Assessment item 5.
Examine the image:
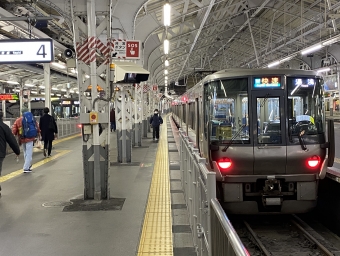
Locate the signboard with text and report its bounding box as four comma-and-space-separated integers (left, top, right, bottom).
112, 39, 140, 59
0, 39, 54, 64
0, 94, 19, 100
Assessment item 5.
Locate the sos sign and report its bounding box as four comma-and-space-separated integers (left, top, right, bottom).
125, 40, 140, 59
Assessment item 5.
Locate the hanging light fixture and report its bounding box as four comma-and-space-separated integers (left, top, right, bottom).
165, 59, 169, 67
164, 69, 168, 75
164, 39, 169, 55
163, 2, 171, 27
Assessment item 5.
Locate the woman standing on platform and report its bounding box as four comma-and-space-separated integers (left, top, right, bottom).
39, 107, 58, 157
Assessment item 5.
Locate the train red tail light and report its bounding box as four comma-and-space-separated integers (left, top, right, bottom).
307, 155, 321, 168
217, 158, 232, 172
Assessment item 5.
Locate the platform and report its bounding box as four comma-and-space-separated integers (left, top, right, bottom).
0, 116, 195, 256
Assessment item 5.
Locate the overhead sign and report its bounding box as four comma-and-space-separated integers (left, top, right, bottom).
0, 94, 19, 100
112, 39, 140, 59
0, 39, 54, 64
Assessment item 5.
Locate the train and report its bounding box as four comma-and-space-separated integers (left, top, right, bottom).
172, 68, 335, 214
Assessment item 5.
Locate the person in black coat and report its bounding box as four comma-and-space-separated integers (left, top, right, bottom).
0, 111, 20, 193
149, 109, 163, 141
39, 107, 58, 157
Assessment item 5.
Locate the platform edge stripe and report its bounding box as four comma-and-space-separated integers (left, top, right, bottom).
53, 133, 81, 145
137, 115, 174, 256
335, 157, 340, 164
0, 150, 71, 183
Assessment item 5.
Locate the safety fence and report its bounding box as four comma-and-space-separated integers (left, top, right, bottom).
4, 117, 80, 154
179, 129, 249, 256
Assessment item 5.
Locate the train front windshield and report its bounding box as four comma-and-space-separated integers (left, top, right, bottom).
204, 76, 324, 145
204, 77, 250, 144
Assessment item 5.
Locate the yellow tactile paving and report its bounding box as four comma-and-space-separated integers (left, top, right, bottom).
335, 157, 340, 164
137, 119, 173, 256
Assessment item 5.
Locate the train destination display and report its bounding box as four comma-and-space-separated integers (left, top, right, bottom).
253, 76, 281, 88
0, 39, 54, 64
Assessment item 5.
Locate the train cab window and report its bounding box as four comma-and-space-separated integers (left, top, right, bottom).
287, 77, 323, 145
257, 97, 282, 144
204, 78, 249, 144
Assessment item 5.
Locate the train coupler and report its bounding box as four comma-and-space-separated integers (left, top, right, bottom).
262, 178, 283, 206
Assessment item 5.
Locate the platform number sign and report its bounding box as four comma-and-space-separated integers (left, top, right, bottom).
0, 39, 53, 64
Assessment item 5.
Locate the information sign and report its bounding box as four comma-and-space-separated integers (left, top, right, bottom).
0, 39, 54, 64
112, 39, 140, 59
0, 94, 19, 100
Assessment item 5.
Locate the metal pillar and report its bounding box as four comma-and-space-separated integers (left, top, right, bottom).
116, 86, 132, 162
133, 83, 142, 146
71, 0, 111, 200
1, 85, 5, 117
44, 63, 51, 110
142, 84, 149, 138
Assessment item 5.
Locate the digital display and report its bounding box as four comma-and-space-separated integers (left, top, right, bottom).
253, 77, 281, 88
0, 94, 19, 100
0, 39, 54, 64
293, 78, 315, 88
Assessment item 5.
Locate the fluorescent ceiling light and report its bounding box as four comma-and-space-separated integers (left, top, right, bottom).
51, 61, 66, 69
61, 88, 67, 92
7, 81, 19, 84
164, 39, 169, 55
85, 74, 90, 79
317, 67, 330, 73
163, 3, 171, 26
268, 61, 280, 68
56, 93, 61, 96
25, 83, 35, 87
165, 76, 168, 80
164, 70, 168, 75
301, 44, 322, 55
41, 92, 45, 95
51, 87, 59, 91
38, 85, 45, 89
31, 91, 38, 94
165, 59, 169, 67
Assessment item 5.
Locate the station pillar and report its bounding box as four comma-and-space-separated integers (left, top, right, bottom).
43, 63, 51, 110
71, 0, 111, 200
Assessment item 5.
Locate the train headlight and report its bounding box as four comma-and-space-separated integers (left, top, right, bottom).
307, 155, 321, 168
217, 158, 232, 172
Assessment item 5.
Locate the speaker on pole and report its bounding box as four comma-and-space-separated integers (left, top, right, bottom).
63, 48, 74, 58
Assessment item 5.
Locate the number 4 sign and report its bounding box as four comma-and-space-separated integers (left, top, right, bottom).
126, 40, 140, 59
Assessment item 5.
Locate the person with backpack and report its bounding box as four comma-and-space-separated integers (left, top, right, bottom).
39, 107, 58, 158
12, 107, 40, 173
150, 109, 163, 141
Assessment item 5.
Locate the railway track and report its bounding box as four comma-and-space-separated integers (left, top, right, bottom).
232, 215, 340, 255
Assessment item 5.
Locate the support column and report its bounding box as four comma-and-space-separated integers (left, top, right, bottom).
44, 63, 51, 110
142, 84, 149, 138
116, 86, 132, 162
133, 83, 142, 147
1, 85, 5, 117
71, 0, 111, 200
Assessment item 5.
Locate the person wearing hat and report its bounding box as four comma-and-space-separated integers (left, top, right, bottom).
12, 107, 40, 173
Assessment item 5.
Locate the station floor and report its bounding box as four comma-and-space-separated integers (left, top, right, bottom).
0, 116, 195, 256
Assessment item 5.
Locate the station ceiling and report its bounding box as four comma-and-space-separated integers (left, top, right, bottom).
0, 0, 339, 96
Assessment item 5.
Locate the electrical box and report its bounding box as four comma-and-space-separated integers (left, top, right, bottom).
83, 124, 92, 134
89, 111, 98, 124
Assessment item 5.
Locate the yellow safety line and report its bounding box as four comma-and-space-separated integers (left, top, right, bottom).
137, 120, 173, 256
335, 158, 340, 164
0, 150, 71, 183
53, 133, 81, 145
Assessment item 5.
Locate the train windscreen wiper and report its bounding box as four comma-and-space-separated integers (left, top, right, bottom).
222, 124, 246, 152
297, 130, 308, 151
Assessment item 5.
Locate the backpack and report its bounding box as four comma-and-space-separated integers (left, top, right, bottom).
22, 112, 37, 138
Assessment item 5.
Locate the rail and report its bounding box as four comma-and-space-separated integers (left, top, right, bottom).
179, 129, 248, 256
4, 117, 81, 154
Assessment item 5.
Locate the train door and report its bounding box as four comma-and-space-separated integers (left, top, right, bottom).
251, 90, 286, 174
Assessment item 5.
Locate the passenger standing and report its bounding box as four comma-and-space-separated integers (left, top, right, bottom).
12, 107, 40, 173
0, 111, 20, 193
39, 107, 58, 157
150, 109, 163, 141
110, 108, 116, 132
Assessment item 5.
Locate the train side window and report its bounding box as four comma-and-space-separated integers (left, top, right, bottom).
257, 97, 282, 144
